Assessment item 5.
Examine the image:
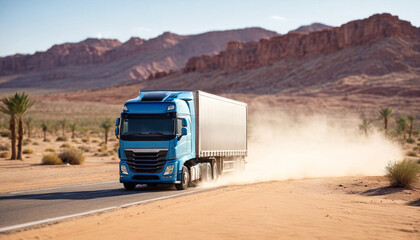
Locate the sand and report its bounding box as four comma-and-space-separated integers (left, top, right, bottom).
2, 176, 419, 240
0, 136, 118, 193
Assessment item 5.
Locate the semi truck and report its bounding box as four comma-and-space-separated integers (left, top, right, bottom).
114, 90, 247, 190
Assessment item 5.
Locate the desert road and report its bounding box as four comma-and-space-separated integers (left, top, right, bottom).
0, 181, 209, 232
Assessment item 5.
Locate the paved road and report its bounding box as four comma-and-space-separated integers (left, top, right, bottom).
0, 181, 209, 232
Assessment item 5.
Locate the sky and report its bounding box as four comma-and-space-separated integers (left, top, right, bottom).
0, 0, 419, 57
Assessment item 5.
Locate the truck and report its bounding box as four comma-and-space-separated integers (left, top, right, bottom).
114, 90, 247, 190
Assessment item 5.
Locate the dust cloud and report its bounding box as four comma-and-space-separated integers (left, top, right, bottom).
214, 111, 403, 185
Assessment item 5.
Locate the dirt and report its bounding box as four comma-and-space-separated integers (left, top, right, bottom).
1, 176, 419, 240
0, 136, 118, 193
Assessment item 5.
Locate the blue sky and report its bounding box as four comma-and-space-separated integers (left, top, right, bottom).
0, 0, 419, 57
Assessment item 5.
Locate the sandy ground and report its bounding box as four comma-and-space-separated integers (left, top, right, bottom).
0, 136, 118, 193
1, 176, 419, 240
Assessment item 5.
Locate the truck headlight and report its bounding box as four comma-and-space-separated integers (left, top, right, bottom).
123, 105, 128, 112
164, 165, 174, 175
166, 105, 175, 111
120, 164, 129, 175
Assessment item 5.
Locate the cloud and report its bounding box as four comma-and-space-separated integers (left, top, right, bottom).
97, 33, 103, 38
270, 16, 287, 21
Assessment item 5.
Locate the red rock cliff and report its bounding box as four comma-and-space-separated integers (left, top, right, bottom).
184, 13, 419, 73
0, 39, 122, 75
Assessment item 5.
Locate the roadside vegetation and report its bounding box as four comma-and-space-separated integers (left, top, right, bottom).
358, 107, 419, 188
0, 92, 119, 165
386, 160, 420, 188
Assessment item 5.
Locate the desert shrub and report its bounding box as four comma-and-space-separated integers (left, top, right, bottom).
386, 160, 420, 188
60, 143, 71, 149
0, 151, 9, 158
407, 151, 418, 157
98, 145, 109, 156
78, 145, 90, 152
81, 137, 90, 143
413, 146, 419, 151
0, 143, 10, 151
72, 139, 80, 143
58, 148, 85, 165
42, 154, 62, 165
23, 138, 31, 146
56, 136, 68, 141
44, 148, 56, 152
0, 130, 11, 138
32, 142, 39, 145
92, 139, 99, 143
406, 138, 415, 144
22, 149, 34, 154
113, 143, 119, 153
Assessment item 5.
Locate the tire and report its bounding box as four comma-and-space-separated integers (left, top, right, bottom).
123, 182, 136, 191
212, 162, 219, 180
175, 166, 189, 190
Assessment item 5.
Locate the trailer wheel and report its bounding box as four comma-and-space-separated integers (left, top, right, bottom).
123, 183, 136, 191
212, 162, 219, 180
175, 166, 189, 190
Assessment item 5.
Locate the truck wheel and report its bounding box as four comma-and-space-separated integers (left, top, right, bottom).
212, 162, 219, 180
175, 166, 189, 190
123, 183, 136, 191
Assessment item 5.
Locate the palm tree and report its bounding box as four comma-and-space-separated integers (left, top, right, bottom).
58, 119, 67, 137
24, 117, 33, 139
69, 122, 77, 139
396, 115, 408, 140
13, 92, 35, 160
0, 95, 17, 160
41, 122, 49, 142
359, 119, 372, 137
100, 119, 112, 144
379, 107, 392, 132
407, 115, 416, 139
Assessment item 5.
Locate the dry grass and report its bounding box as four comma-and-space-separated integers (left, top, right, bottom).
42, 154, 63, 165
22, 149, 34, 154
44, 148, 56, 152
58, 147, 85, 165
0, 151, 9, 158
386, 160, 420, 188
407, 151, 418, 157
0, 143, 9, 151
60, 143, 71, 149
56, 136, 68, 141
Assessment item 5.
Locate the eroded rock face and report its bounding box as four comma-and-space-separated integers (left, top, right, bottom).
184, 14, 419, 73
0, 39, 122, 75
0, 27, 277, 86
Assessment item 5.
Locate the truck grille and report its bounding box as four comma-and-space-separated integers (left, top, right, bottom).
125, 150, 168, 173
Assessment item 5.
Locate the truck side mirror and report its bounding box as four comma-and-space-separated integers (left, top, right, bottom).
181, 127, 188, 136
115, 127, 119, 138
182, 118, 188, 127
115, 118, 120, 126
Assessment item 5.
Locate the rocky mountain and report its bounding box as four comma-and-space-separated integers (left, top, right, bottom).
288, 23, 332, 34
184, 14, 419, 73
0, 27, 277, 90
49, 13, 420, 114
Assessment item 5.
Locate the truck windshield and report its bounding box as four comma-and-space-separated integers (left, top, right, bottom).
119, 113, 177, 141
121, 118, 175, 136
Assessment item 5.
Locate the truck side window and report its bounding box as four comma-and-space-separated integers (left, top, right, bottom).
177, 119, 183, 135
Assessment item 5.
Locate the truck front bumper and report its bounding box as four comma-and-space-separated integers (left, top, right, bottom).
119, 160, 180, 184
